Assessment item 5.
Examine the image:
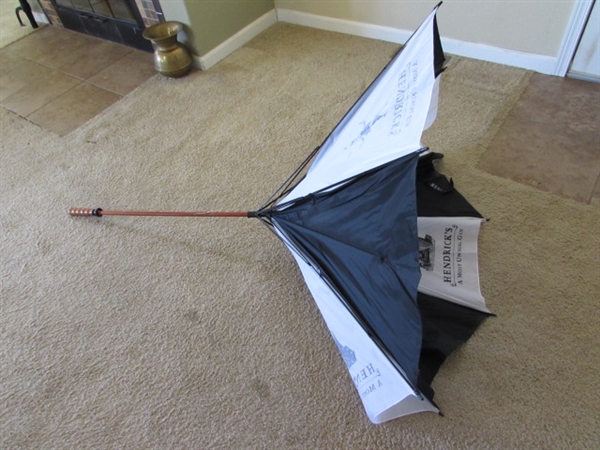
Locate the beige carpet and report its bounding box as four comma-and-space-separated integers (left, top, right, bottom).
2, 23, 599, 449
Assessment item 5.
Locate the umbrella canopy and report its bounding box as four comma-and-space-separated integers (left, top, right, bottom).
276, 4, 446, 203
69, 2, 491, 424
250, 3, 489, 423
414, 151, 491, 399
416, 152, 489, 313
260, 154, 436, 422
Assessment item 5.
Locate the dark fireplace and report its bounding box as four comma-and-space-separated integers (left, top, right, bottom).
50, 0, 162, 52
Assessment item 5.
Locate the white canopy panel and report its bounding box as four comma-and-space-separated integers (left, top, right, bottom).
281, 7, 441, 203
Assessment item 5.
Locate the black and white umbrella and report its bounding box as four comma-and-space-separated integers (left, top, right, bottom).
71, 3, 491, 423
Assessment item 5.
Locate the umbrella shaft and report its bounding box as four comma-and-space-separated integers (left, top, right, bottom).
103, 210, 249, 217
68, 208, 250, 218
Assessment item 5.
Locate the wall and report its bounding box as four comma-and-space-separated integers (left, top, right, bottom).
275, 0, 578, 73
156, 0, 585, 74
161, 0, 274, 56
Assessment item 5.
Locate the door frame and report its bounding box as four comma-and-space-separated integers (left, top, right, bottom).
554, 0, 595, 76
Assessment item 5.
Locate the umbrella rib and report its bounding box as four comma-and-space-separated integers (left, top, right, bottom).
269, 219, 422, 397
258, 146, 322, 211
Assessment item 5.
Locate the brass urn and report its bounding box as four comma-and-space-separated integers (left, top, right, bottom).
143, 21, 192, 78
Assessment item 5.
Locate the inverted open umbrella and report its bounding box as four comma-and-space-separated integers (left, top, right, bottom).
70, 3, 491, 423
414, 151, 491, 400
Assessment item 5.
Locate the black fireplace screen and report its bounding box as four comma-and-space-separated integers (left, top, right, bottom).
56, 0, 136, 22
52, 0, 153, 51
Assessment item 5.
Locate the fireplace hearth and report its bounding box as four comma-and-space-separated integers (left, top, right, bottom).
48, 0, 163, 52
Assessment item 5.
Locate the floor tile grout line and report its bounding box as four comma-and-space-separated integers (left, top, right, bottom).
0, 104, 43, 130
85, 79, 131, 97
587, 170, 600, 205
84, 50, 146, 95
0, 68, 82, 117
79, 80, 125, 102
2, 44, 133, 114
2, 49, 89, 82
24, 81, 123, 137
3, 50, 137, 84
85, 80, 125, 96
22, 79, 86, 120
1, 28, 147, 135
3, 29, 137, 82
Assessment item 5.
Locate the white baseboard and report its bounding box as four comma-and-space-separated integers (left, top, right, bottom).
193, 7, 561, 75
567, 70, 600, 83
277, 8, 558, 75
277, 8, 413, 44
195, 9, 277, 71
441, 36, 557, 75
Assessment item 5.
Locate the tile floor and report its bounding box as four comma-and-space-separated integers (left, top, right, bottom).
1, 25, 599, 205
0, 25, 156, 136
479, 73, 600, 206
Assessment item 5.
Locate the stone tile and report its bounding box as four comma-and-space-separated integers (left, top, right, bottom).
5, 25, 135, 81
0, 49, 23, 77
27, 82, 121, 136
4, 26, 100, 68
3, 26, 49, 61
87, 49, 156, 95
54, 39, 134, 80
511, 73, 599, 133
0, 50, 50, 101
478, 74, 600, 205
1, 68, 80, 117
479, 114, 600, 203
2, 26, 149, 135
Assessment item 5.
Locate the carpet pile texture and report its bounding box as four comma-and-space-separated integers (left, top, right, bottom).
2, 22, 599, 449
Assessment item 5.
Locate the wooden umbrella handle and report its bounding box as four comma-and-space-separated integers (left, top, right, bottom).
68, 208, 103, 217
